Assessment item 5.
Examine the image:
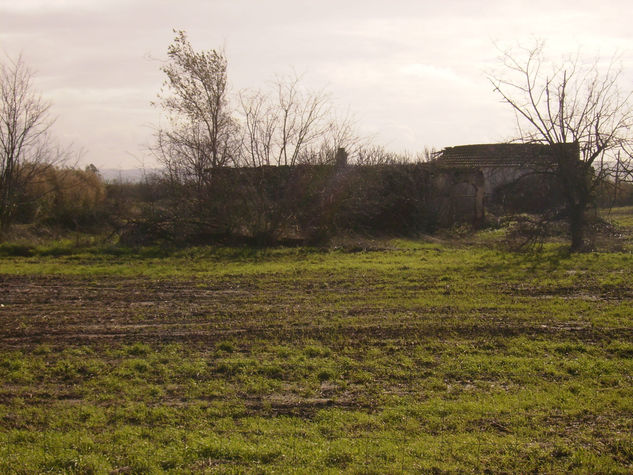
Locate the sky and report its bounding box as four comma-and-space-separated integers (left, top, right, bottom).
1, 0, 632, 169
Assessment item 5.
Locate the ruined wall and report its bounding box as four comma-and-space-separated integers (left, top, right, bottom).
216, 163, 486, 240
437, 142, 575, 215
124, 162, 487, 245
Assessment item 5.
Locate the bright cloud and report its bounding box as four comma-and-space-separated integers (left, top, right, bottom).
0, 0, 631, 167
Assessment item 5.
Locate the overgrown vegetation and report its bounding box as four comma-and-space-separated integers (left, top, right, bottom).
3, 28, 633, 475
4, 35, 633, 251
490, 41, 633, 251
1, 208, 633, 473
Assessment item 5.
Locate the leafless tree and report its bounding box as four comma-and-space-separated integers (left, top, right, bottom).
353, 145, 438, 166
0, 54, 59, 232
238, 76, 337, 167
238, 88, 278, 168
489, 41, 633, 250
419, 146, 441, 163
306, 112, 361, 166
154, 30, 239, 198
236, 76, 363, 242
354, 145, 406, 166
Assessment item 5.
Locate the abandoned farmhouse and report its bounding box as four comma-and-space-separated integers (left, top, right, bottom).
435, 142, 577, 220
117, 142, 576, 245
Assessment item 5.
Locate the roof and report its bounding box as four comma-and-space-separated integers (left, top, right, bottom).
437, 143, 578, 168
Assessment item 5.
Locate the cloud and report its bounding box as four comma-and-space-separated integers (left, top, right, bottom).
0, 0, 125, 13
1, 0, 632, 166
400, 63, 472, 86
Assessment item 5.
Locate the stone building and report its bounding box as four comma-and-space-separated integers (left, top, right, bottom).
436, 142, 579, 213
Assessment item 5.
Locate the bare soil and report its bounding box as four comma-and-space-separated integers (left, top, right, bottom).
2, 274, 630, 349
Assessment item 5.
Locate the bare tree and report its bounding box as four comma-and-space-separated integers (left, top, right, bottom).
489, 41, 633, 251
238, 76, 336, 167
238, 88, 278, 168
236, 76, 362, 242
0, 54, 58, 232
355, 145, 407, 166
154, 30, 239, 197
419, 146, 441, 163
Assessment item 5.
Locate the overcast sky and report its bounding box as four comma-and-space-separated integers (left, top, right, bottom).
1, 0, 632, 169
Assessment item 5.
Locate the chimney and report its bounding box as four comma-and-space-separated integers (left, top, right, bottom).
335, 147, 348, 167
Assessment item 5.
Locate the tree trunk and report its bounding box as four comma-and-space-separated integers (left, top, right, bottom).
568, 203, 585, 252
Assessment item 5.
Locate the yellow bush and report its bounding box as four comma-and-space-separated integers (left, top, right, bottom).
23, 165, 106, 226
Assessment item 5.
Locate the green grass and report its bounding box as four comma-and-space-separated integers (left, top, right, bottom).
1, 209, 633, 473
606, 205, 633, 228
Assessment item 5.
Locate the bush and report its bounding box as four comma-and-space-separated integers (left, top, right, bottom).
16, 165, 106, 229
113, 163, 482, 245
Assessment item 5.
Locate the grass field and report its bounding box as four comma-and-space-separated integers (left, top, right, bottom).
1, 211, 633, 473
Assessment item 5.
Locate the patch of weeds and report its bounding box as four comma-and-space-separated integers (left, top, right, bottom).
259, 364, 284, 380
118, 358, 151, 378
52, 360, 80, 382
212, 357, 254, 377
606, 341, 633, 358
304, 344, 332, 358
323, 445, 354, 468
76, 405, 106, 425
216, 340, 235, 353
242, 375, 280, 396
124, 342, 151, 356
0, 243, 34, 257
553, 342, 588, 355
179, 360, 208, 380
195, 437, 282, 463
609, 439, 633, 464
272, 345, 292, 358
317, 369, 336, 382
42, 452, 82, 472
77, 453, 112, 474
33, 344, 52, 355
147, 385, 165, 399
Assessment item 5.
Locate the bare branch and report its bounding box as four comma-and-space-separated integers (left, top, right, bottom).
0, 54, 64, 231
488, 40, 633, 250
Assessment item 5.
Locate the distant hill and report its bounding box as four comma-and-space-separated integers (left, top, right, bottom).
99, 168, 162, 183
